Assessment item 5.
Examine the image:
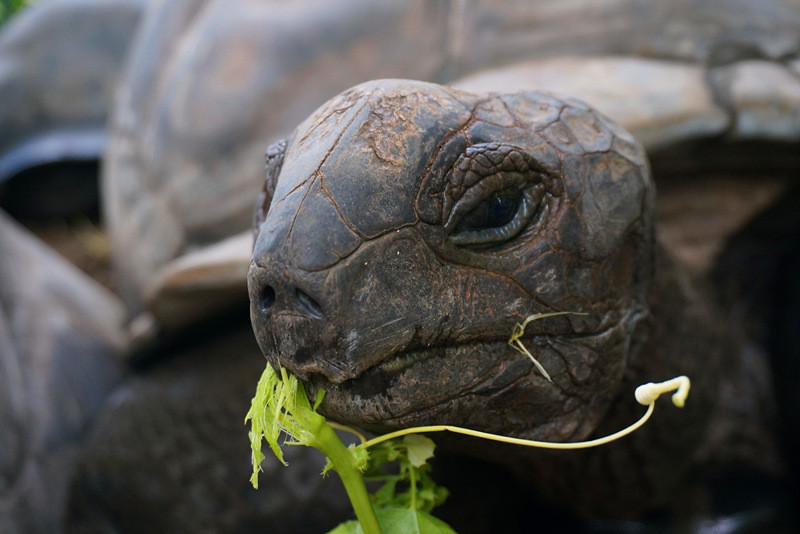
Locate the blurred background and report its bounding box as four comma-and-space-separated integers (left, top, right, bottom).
0, 0, 798, 532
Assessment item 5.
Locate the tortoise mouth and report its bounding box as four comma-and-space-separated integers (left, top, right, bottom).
300, 309, 638, 432
377, 345, 447, 373
304, 338, 534, 428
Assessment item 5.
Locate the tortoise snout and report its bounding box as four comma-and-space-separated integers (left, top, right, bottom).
254, 282, 324, 320
249, 264, 328, 333
248, 262, 338, 379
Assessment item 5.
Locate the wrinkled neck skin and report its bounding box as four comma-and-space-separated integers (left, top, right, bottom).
466, 240, 781, 520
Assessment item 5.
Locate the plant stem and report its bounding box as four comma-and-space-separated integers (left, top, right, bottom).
408, 464, 417, 510
313, 419, 382, 534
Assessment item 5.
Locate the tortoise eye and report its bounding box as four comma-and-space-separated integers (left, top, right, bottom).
443, 142, 555, 248
486, 194, 520, 228
454, 191, 521, 232
449, 186, 542, 247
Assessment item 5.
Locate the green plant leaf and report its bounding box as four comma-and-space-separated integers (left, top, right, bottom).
403, 435, 436, 468
244, 365, 329, 484
327, 506, 458, 534
326, 520, 362, 534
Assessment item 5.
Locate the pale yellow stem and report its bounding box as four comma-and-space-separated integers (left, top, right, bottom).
360, 376, 690, 451
508, 311, 589, 382
328, 421, 368, 444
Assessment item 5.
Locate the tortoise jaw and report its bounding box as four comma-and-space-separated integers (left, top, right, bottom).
273, 346, 445, 385
306, 307, 639, 426
304, 339, 522, 426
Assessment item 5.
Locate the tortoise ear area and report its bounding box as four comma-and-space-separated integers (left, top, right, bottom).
253, 138, 288, 243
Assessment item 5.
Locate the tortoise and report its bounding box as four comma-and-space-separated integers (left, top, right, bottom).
0, 212, 126, 533
0, 0, 146, 220
71, 71, 800, 531
66, 0, 800, 532
245, 77, 792, 524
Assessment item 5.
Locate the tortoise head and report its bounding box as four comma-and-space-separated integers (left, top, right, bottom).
248, 79, 654, 441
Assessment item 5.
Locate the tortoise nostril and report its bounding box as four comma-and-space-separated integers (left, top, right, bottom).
295, 288, 323, 319
259, 285, 276, 313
